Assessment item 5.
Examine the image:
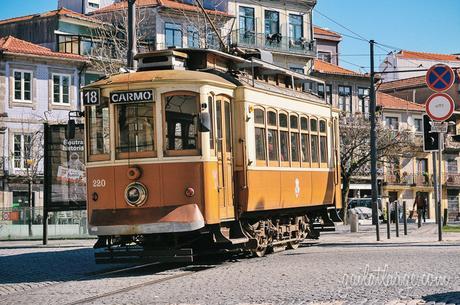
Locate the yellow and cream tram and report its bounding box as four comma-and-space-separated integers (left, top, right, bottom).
82, 49, 342, 262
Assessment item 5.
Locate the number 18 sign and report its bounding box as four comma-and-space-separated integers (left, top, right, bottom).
82, 89, 101, 106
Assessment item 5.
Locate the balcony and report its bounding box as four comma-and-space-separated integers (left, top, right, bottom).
444, 173, 460, 187
384, 173, 432, 187
231, 30, 316, 57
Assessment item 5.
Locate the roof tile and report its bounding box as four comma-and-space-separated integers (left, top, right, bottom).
313, 59, 366, 77
377, 92, 424, 111
398, 50, 460, 62
378, 75, 426, 91
0, 7, 98, 25
0, 36, 87, 61
313, 26, 341, 39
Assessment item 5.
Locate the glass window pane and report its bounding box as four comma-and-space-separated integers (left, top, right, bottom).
254, 109, 265, 124
255, 127, 266, 161
14, 72, 22, 100
291, 132, 299, 162
268, 111, 277, 126
265, 10, 279, 35
320, 136, 327, 163
311, 136, 318, 163
225, 102, 231, 152
290, 115, 298, 129
279, 113, 287, 128
301, 117, 308, 131
301, 134, 309, 163
268, 129, 278, 161
208, 97, 214, 150
310, 119, 317, 132
320, 120, 326, 133
23, 72, 31, 100
165, 95, 198, 151
280, 131, 289, 161
88, 99, 110, 156
118, 103, 154, 153
216, 102, 222, 153
62, 76, 70, 104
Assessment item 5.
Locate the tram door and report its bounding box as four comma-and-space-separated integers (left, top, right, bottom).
216, 97, 235, 220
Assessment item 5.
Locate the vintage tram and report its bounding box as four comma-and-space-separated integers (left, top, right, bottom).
82, 49, 342, 263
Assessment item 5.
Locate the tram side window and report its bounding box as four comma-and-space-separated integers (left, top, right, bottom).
319, 120, 328, 164
254, 108, 266, 161
279, 113, 289, 162
300, 117, 310, 165
164, 93, 199, 154
88, 97, 110, 160
267, 110, 279, 162
311, 118, 319, 163
117, 103, 155, 157
208, 96, 215, 150
290, 115, 299, 163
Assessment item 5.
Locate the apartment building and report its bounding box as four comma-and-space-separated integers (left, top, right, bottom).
0, 36, 88, 209
58, 0, 116, 14
228, 0, 316, 72
314, 26, 341, 65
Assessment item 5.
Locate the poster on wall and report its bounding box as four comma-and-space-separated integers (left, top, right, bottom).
44, 124, 86, 212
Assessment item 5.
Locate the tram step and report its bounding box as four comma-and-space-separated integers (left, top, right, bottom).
312, 224, 336, 232
95, 247, 194, 264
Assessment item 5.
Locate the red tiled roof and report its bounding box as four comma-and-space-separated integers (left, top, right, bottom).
0, 8, 98, 25
397, 50, 460, 62
377, 92, 424, 111
92, 0, 232, 16
313, 59, 366, 77
378, 75, 426, 91
313, 26, 341, 39
0, 36, 87, 61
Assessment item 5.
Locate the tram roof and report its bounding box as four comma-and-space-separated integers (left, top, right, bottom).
86, 69, 237, 88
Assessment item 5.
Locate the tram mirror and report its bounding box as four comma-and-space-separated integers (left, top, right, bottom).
67, 119, 76, 139
199, 112, 211, 132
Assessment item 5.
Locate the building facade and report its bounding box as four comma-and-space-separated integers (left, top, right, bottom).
314, 26, 341, 65
0, 36, 87, 209
228, 0, 316, 72
379, 50, 460, 82
58, 0, 116, 14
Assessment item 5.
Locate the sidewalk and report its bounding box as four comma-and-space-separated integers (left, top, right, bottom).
324, 222, 460, 245
0, 238, 96, 249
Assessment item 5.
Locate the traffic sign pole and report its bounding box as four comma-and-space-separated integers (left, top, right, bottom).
437, 134, 443, 242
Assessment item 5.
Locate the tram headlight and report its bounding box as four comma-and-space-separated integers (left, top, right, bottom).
124, 182, 148, 207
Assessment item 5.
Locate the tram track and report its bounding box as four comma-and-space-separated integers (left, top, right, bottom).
65, 262, 225, 305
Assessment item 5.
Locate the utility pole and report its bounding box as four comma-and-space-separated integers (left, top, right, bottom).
127, 0, 137, 70
369, 40, 380, 241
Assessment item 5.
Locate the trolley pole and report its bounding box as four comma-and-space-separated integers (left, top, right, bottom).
127, 0, 137, 70
437, 134, 443, 241
369, 40, 380, 241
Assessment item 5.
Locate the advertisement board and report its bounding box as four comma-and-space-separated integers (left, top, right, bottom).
44, 124, 86, 212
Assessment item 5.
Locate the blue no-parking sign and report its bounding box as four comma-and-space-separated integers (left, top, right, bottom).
425, 64, 455, 92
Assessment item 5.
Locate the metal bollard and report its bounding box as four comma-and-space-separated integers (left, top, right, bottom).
386, 200, 391, 239
403, 201, 407, 236
395, 201, 399, 237
443, 208, 448, 227
350, 211, 359, 233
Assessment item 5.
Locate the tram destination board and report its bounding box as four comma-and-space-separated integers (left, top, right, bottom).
110, 90, 154, 104
44, 124, 86, 212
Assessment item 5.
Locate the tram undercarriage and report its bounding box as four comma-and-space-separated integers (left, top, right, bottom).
93, 206, 338, 264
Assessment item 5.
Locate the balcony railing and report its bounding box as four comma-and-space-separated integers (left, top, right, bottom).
231, 30, 316, 56
384, 173, 432, 187
444, 173, 460, 186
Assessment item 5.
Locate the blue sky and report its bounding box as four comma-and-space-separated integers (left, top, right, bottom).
1, 1, 459, 72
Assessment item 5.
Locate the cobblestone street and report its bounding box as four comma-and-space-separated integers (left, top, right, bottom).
0, 223, 459, 305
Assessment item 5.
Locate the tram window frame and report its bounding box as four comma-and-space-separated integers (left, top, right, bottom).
267, 109, 279, 166
86, 96, 111, 162
254, 107, 267, 165
319, 119, 328, 167
289, 113, 300, 167
162, 91, 201, 157
310, 117, 319, 167
115, 101, 156, 160
300, 116, 310, 168
208, 95, 216, 155
278, 111, 290, 166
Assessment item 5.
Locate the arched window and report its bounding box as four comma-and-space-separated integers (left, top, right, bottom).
300, 116, 310, 166
310, 118, 319, 164
267, 110, 279, 164
279, 112, 289, 164
319, 119, 328, 164
290, 114, 300, 164
254, 108, 266, 162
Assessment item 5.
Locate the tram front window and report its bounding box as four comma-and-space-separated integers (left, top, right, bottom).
87, 98, 110, 161
117, 103, 155, 157
164, 93, 199, 155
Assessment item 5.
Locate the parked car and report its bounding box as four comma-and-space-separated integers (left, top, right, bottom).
347, 198, 383, 220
